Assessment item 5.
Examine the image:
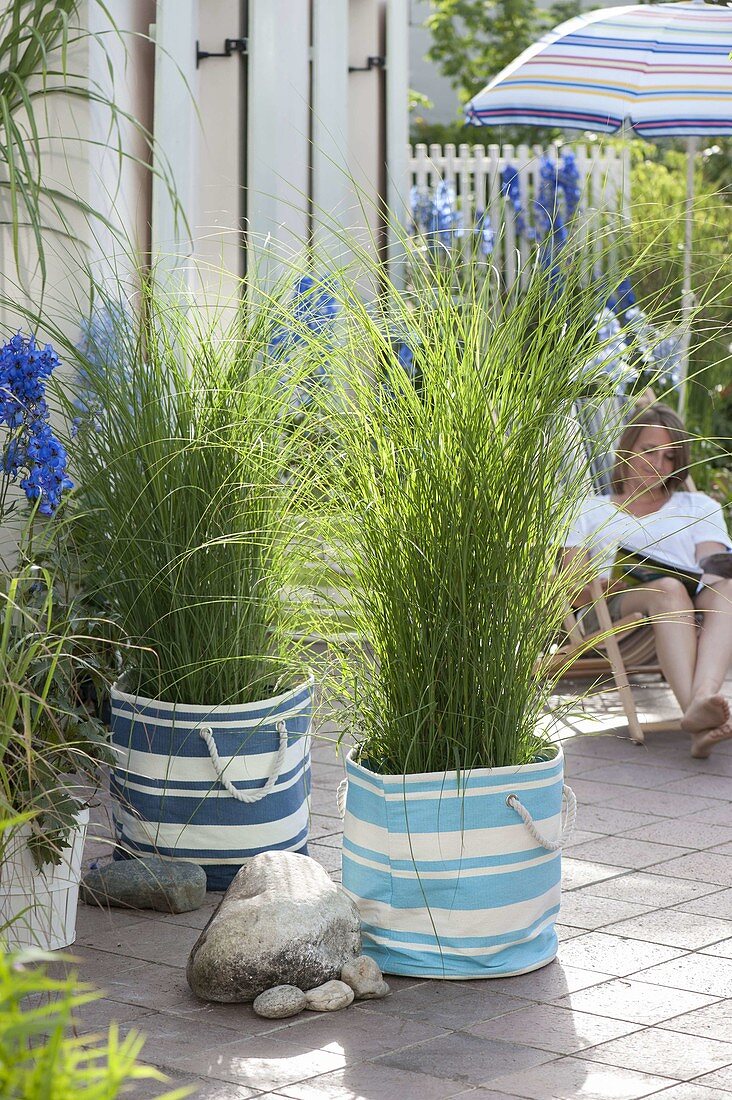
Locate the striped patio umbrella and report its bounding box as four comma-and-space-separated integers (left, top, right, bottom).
464, 0, 732, 409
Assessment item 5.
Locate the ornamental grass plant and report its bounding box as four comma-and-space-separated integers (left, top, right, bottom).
65, 277, 321, 706
320, 258, 633, 776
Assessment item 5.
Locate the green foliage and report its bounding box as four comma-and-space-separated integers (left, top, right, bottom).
0, 549, 112, 870
422, 0, 582, 140
625, 139, 732, 433
0, 948, 190, 1099
64, 279, 315, 706
321, 255, 622, 775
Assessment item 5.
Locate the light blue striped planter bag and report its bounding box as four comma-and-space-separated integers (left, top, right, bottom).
340, 745, 575, 978
109, 677, 313, 891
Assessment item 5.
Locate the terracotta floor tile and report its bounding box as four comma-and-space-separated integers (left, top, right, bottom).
108, 894, 222, 929
554, 977, 716, 1025
634, 954, 732, 998
639, 1085, 732, 1099
562, 859, 627, 891
594, 788, 719, 819
567, 837, 692, 870
373, 1031, 556, 1087
675, 889, 732, 920
649, 853, 732, 888
307, 817, 344, 842
564, 829, 607, 849
557, 932, 683, 977
584, 872, 723, 907
602, 910, 732, 950
274, 1005, 450, 1059
168, 1033, 348, 1091
661, 777, 732, 802
622, 822, 732, 851
122, 1073, 258, 1099
558, 892, 655, 932
487, 1054, 673, 1099
568, 779, 645, 805
584, 806, 663, 835
680, 806, 732, 828
82, 919, 201, 968
582, 1028, 732, 1080
701, 939, 732, 960
486, 961, 613, 1002
692, 1064, 732, 1091
308, 843, 342, 873
68, 996, 155, 1034
274, 1063, 475, 1099
659, 999, 732, 1043
556, 924, 590, 942
467, 1003, 642, 1054
356, 981, 530, 1029
576, 762, 699, 788
712, 843, 732, 858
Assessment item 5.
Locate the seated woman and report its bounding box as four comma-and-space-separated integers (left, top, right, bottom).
564, 402, 732, 758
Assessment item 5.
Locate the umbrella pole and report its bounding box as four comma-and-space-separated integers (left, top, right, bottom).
678, 134, 697, 417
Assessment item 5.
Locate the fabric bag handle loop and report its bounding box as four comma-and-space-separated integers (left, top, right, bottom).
337, 777, 349, 818
199, 720, 288, 804
506, 784, 576, 851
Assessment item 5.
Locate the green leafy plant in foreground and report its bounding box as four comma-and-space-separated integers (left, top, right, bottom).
0, 555, 113, 870
321, 258, 630, 775
0, 945, 190, 1100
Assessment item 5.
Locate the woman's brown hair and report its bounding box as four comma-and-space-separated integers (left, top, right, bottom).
610, 403, 691, 494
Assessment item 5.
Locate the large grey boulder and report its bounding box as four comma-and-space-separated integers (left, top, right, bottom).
81, 856, 207, 914
186, 851, 361, 1003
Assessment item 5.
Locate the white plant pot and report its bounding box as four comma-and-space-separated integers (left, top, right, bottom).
0, 807, 90, 951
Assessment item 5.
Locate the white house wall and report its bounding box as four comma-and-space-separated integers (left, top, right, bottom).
246, 0, 311, 285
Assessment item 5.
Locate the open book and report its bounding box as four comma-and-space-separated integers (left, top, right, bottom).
613, 545, 732, 599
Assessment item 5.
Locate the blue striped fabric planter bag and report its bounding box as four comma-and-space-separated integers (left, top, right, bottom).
341, 746, 575, 978
110, 678, 313, 890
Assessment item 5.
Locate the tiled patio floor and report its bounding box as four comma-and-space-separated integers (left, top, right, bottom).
71, 675, 732, 1100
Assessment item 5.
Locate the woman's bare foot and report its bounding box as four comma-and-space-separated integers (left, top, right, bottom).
690, 722, 732, 759
681, 693, 730, 734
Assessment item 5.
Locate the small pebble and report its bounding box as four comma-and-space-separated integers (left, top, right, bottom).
253, 985, 306, 1019
305, 979, 355, 1012
341, 955, 390, 1000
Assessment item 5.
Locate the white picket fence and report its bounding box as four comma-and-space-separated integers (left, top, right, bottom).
408, 142, 631, 288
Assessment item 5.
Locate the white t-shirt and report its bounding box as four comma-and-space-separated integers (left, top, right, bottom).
566, 491, 732, 578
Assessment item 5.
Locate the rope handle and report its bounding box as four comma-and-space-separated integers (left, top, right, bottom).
337, 777, 348, 818
506, 784, 577, 851
199, 720, 288, 804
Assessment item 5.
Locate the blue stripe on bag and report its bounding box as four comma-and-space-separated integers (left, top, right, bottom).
341, 747, 566, 978
363, 927, 560, 980
113, 825, 311, 863
110, 679, 313, 891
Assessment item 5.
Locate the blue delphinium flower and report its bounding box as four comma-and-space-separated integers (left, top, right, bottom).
410, 182, 463, 254
474, 209, 494, 257
534, 156, 568, 277
73, 301, 137, 435
558, 151, 581, 222
608, 277, 637, 320
269, 276, 340, 414
500, 164, 533, 239
396, 340, 416, 380
0, 333, 73, 515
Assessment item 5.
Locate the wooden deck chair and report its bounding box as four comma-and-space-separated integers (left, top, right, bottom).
549, 580, 680, 744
